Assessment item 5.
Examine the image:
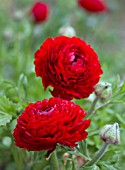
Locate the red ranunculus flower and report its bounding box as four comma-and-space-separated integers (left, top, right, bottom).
30, 1, 49, 24
78, 0, 107, 13
13, 98, 90, 157
34, 36, 103, 100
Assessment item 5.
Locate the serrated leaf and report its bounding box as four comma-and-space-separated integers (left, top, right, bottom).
0, 113, 12, 126
0, 80, 15, 92
0, 95, 16, 117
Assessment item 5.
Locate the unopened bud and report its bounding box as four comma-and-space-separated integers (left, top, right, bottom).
18, 74, 28, 91
62, 152, 70, 165
94, 82, 112, 100
62, 152, 70, 158
58, 26, 76, 37
2, 136, 12, 147
99, 123, 120, 145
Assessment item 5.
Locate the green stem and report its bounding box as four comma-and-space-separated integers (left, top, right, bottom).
92, 101, 111, 114
85, 143, 109, 167
18, 149, 23, 170
11, 146, 19, 168
50, 151, 59, 170
40, 158, 48, 169
86, 96, 99, 119
12, 146, 23, 170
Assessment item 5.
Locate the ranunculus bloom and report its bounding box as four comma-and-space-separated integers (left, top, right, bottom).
13, 98, 90, 157
78, 0, 107, 13
34, 36, 103, 100
30, 1, 49, 24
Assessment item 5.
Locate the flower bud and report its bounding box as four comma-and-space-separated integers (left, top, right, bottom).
30, 1, 49, 24
62, 152, 70, 165
94, 82, 112, 100
99, 123, 120, 145
58, 26, 76, 37
2, 136, 12, 147
62, 152, 70, 158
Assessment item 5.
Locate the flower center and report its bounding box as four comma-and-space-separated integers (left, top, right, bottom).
70, 54, 80, 64
73, 54, 79, 62
42, 106, 54, 114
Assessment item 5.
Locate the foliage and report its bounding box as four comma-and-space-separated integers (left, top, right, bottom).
0, 0, 125, 170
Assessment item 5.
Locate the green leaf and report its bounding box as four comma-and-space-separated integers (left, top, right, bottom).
101, 163, 118, 170
77, 141, 91, 160
0, 80, 16, 93
0, 113, 12, 126
112, 79, 125, 101
88, 130, 99, 137
80, 165, 100, 170
0, 95, 17, 126
116, 113, 125, 124
0, 95, 16, 117
66, 161, 75, 170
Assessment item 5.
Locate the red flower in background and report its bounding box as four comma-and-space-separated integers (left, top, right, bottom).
13, 98, 90, 157
30, 1, 49, 24
34, 36, 103, 100
78, 0, 107, 13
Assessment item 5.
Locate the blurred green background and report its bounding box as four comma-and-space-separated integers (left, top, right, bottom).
0, 0, 125, 83
0, 0, 125, 170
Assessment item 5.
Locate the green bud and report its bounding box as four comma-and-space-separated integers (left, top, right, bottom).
99, 123, 120, 145
58, 26, 76, 37
94, 82, 112, 100
18, 73, 28, 90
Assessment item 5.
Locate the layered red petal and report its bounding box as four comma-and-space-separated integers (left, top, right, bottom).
34, 36, 103, 100
13, 98, 90, 156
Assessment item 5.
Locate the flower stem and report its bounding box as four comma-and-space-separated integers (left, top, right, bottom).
50, 151, 59, 170
85, 143, 109, 167
86, 96, 99, 119
92, 101, 111, 114
12, 146, 23, 170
